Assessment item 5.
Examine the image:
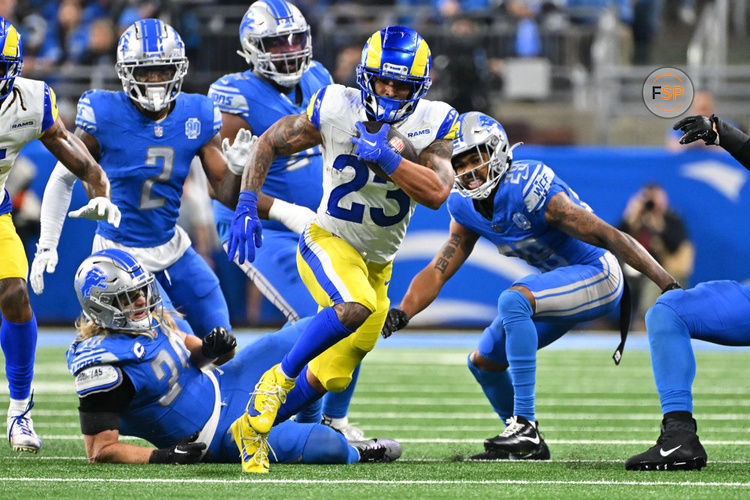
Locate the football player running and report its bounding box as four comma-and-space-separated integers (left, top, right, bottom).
208, 0, 364, 440
623, 112, 750, 471
226, 25, 458, 472
67, 249, 401, 472
0, 17, 116, 453
381, 112, 679, 460
31, 19, 238, 338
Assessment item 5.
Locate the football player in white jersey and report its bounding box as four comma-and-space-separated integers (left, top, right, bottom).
0, 17, 117, 453
225, 25, 458, 472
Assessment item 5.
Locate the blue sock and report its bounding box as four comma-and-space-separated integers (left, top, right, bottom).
281, 307, 354, 378
467, 354, 514, 423
275, 366, 325, 425
301, 423, 359, 464
322, 363, 360, 419
1, 314, 37, 400
295, 398, 323, 424
499, 290, 537, 421
646, 303, 695, 414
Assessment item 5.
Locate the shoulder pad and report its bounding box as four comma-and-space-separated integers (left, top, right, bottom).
208, 78, 250, 115
66, 334, 148, 375
74, 364, 123, 396
521, 162, 555, 213
75, 89, 99, 133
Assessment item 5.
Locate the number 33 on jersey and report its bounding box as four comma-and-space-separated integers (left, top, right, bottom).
306, 84, 458, 264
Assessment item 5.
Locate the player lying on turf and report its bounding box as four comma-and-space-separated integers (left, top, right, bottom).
225, 25, 458, 472
381, 112, 679, 460
67, 249, 401, 470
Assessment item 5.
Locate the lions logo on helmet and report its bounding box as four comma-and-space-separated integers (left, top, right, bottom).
452, 112, 520, 200
116, 19, 189, 112
0, 16, 23, 100
237, 0, 312, 88
356, 26, 432, 123
74, 249, 162, 335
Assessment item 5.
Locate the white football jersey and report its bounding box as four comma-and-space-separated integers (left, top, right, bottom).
0, 77, 58, 210
306, 84, 458, 263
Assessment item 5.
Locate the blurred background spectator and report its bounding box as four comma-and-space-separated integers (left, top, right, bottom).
618, 183, 695, 328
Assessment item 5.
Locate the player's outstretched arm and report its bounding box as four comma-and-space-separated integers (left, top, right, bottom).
39, 117, 110, 198
388, 138, 454, 210
241, 112, 322, 193
199, 132, 243, 207
545, 192, 679, 291
400, 221, 479, 319
84, 429, 205, 464
673, 114, 750, 170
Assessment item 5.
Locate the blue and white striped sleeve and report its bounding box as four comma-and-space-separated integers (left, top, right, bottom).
208, 81, 250, 119
75, 90, 97, 134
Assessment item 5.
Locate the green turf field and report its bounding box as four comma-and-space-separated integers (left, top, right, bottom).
2, 340, 750, 499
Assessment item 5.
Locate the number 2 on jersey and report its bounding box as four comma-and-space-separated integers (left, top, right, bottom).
326, 154, 410, 227
140, 147, 174, 210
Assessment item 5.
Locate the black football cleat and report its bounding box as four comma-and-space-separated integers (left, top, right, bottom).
625, 416, 707, 471
351, 438, 403, 463
483, 415, 550, 460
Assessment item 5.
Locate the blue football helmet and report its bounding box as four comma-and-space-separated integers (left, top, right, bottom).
74, 249, 162, 335
238, 0, 312, 88
356, 25, 432, 123
0, 17, 23, 100
452, 112, 519, 200
116, 19, 188, 112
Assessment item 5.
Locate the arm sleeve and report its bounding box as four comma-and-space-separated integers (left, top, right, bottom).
77, 369, 135, 435
436, 107, 459, 140
715, 117, 750, 170
39, 83, 59, 135
38, 162, 78, 249
306, 85, 329, 130
75, 90, 98, 135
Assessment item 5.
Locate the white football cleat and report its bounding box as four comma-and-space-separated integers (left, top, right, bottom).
322, 415, 365, 441
7, 397, 42, 453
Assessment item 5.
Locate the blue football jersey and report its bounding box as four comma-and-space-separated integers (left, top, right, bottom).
75, 90, 222, 247
448, 160, 606, 272
66, 328, 214, 448
208, 62, 331, 231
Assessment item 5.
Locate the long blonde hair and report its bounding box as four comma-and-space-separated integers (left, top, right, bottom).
74, 309, 183, 342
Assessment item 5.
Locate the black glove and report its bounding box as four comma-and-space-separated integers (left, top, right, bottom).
381, 308, 409, 339
201, 326, 237, 359
672, 115, 718, 146
149, 432, 206, 464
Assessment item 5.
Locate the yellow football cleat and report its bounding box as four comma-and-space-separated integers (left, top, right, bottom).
230, 413, 270, 473
247, 363, 295, 434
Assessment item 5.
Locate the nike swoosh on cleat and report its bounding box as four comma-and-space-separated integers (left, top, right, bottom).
517, 435, 541, 445
659, 445, 682, 457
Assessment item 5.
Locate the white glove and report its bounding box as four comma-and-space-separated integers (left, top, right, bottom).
268, 198, 316, 234
29, 246, 58, 295
68, 197, 121, 227
222, 128, 257, 175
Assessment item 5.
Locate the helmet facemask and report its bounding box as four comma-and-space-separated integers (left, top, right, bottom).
0, 56, 22, 99
239, 28, 312, 88
356, 66, 430, 123
116, 59, 188, 112
453, 135, 518, 200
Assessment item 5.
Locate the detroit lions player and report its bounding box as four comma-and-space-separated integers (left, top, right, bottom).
381, 112, 679, 460
0, 17, 117, 453
31, 19, 236, 338
226, 25, 458, 471
67, 249, 401, 472
624, 114, 750, 471
207, 0, 363, 439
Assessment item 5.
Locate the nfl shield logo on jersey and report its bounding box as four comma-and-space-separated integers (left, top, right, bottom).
185, 118, 201, 139
154, 125, 163, 138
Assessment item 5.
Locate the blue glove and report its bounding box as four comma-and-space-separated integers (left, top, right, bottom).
351, 122, 402, 175
227, 190, 262, 264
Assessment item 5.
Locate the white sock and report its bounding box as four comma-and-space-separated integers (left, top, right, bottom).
8, 396, 31, 417
324, 415, 349, 428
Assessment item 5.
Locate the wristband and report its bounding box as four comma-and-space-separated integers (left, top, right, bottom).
662, 282, 682, 293
378, 146, 402, 176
